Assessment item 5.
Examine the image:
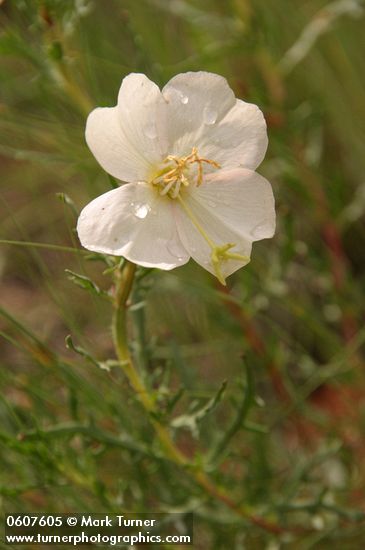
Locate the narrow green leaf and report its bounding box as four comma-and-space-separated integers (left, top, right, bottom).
210, 362, 255, 463
65, 335, 124, 372
65, 269, 108, 297
171, 380, 227, 438
56, 192, 78, 216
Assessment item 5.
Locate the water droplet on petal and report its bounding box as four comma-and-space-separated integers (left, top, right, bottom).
167, 240, 185, 261
179, 92, 189, 104
207, 200, 216, 208
134, 203, 151, 219
203, 107, 217, 125
250, 221, 268, 239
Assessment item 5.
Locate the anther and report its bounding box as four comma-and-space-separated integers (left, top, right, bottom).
152, 147, 221, 198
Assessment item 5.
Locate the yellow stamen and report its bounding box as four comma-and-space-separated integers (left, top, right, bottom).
151, 147, 221, 198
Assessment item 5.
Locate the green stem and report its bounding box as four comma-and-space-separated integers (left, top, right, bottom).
40, 6, 93, 117
112, 261, 286, 535
55, 61, 93, 116
112, 261, 187, 465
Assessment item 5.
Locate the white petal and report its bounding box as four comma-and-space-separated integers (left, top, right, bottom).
117, 73, 169, 165
175, 190, 253, 280
198, 100, 268, 171
77, 183, 189, 270
86, 74, 169, 182
197, 168, 276, 241
162, 71, 236, 156
86, 106, 151, 182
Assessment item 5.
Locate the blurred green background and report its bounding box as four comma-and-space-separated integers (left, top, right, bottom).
1, 0, 365, 548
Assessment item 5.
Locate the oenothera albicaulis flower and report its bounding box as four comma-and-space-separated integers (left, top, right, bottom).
77, 71, 275, 285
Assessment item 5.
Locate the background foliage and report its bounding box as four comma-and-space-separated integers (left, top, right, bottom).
1, 0, 365, 548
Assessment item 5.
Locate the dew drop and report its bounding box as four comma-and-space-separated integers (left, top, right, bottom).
250, 221, 268, 239
167, 240, 185, 260
203, 107, 217, 125
207, 200, 217, 208
134, 203, 151, 219
179, 92, 189, 104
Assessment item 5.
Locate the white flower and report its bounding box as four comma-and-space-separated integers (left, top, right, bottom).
77, 71, 275, 285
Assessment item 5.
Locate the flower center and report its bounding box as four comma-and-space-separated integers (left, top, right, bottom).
151, 147, 220, 199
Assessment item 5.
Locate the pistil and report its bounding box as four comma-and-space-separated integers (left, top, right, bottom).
151, 147, 249, 285
177, 194, 250, 285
